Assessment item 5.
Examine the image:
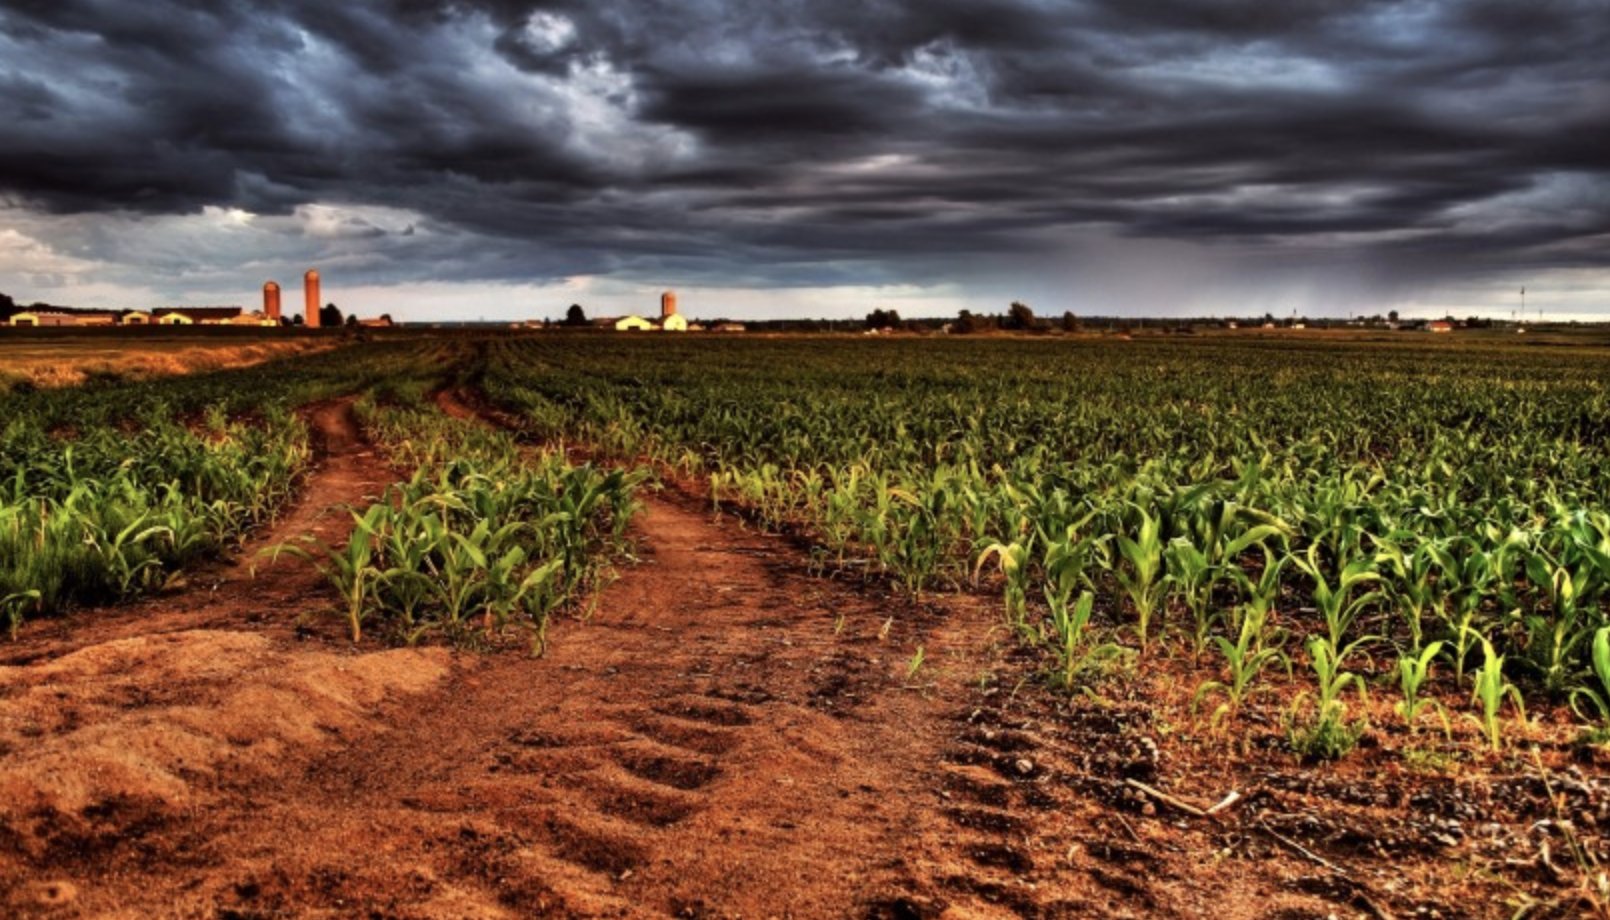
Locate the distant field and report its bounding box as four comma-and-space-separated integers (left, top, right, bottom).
0, 329, 341, 391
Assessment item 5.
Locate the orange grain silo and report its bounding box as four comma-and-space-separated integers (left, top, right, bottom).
304, 269, 321, 328
660, 290, 677, 320
263, 281, 281, 321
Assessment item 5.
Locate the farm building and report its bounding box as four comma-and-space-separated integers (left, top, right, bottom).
153, 307, 244, 325
120, 311, 153, 325
8, 310, 118, 327
8, 312, 67, 327
662, 313, 689, 332
614, 316, 655, 331
227, 312, 280, 327
1428, 320, 1454, 333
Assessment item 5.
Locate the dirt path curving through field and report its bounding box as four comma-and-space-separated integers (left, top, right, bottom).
65, 491, 989, 917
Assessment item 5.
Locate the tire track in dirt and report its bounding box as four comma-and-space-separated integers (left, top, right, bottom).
9, 480, 997, 917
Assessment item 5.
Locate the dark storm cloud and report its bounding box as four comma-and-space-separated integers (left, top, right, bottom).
1, 0, 1607, 298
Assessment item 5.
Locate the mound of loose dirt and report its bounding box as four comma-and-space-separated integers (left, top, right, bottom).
0, 629, 449, 864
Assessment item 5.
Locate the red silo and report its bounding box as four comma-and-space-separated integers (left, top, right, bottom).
661, 290, 677, 319
304, 269, 321, 329
263, 281, 281, 321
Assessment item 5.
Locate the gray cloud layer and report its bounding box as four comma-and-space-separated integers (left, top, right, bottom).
1, 0, 1608, 311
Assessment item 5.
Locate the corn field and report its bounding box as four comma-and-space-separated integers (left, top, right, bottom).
9, 332, 1610, 754
478, 334, 1610, 754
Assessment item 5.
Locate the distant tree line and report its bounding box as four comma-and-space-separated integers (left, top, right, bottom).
949, 302, 1083, 334
862, 302, 1086, 335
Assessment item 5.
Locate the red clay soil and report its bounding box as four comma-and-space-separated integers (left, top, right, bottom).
2, 394, 1602, 918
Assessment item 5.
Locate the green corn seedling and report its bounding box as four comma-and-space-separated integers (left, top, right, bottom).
1115, 504, 1166, 652
1287, 635, 1370, 761
1568, 627, 1610, 740
1291, 542, 1382, 650
1195, 601, 1290, 726
1466, 630, 1526, 753
1394, 640, 1450, 736
1043, 590, 1129, 693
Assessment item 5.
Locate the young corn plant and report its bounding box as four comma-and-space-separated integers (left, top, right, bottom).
976, 539, 1032, 634
1568, 627, 1610, 746
1287, 635, 1370, 761
1115, 504, 1166, 653
265, 502, 391, 643
1164, 537, 1220, 657
1394, 640, 1450, 736
1042, 525, 1109, 636
1291, 542, 1382, 651
1520, 548, 1596, 696
1194, 600, 1290, 727
1373, 535, 1452, 653
1466, 630, 1526, 753
3, 589, 41, 638
1043, 590, 1130, 693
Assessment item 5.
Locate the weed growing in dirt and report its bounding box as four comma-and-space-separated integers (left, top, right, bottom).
906, 646, 926, 681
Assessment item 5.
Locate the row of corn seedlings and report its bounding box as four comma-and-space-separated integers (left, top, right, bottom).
273, 380, 641, 649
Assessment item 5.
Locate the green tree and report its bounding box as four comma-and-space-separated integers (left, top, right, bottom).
1004, 301, 1040, 331
564, 304, 588, 326
953, 310, 987, 334
865, 308, 901, 330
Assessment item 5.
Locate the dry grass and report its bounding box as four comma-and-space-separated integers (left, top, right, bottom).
0, 336, 340, 391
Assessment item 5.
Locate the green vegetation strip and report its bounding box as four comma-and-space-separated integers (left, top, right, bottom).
268, 379, 640, 650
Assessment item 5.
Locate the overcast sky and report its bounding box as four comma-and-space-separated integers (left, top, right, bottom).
2, 0, 1607, 321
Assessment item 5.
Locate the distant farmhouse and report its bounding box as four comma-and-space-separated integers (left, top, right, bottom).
5, 305, 290, 327
600, 291, 710, 332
